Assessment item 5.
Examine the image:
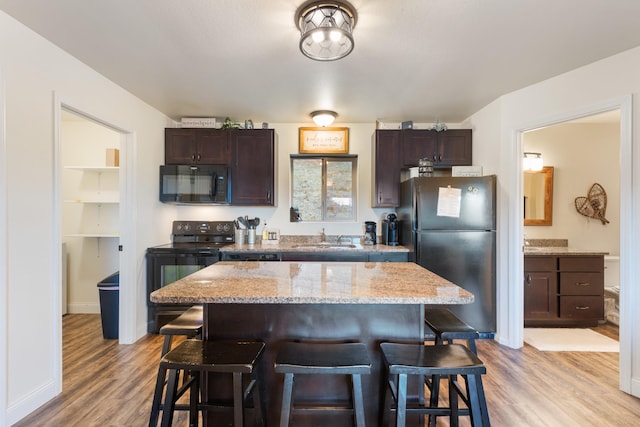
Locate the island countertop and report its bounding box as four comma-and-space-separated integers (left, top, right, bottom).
150, 261, 474, 305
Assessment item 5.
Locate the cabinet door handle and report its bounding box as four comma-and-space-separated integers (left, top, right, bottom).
191, 154, 196, 161
438, 154, 442, 161
525, 273, 532, 285
575, 306, 590, 310
575, 282, 591, 286
197, 153, 201, 161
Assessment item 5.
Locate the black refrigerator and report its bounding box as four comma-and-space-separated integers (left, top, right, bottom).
398, 175, 496, 336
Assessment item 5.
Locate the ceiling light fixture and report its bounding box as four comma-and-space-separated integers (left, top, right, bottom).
296, 1, 357, 61
311, 110, 337, 126
523, 152, 544, 171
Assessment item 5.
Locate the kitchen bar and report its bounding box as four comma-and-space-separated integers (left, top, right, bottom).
150, 261, 474, 425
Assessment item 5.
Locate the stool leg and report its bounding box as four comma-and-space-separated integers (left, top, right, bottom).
381, 372, 393, 427
189, 371, 200, 427
161, 369, 179, 427
232, 372, 244, 427
161, 335, 173, 357
351, 374, 366, 427
396, 373, 408, 427
427, 374, 441, 427
149, 365, 168, 427
449, 375, 459, 427
279, 373, 294, 427
249, 377, 264, 427
465, 374, 489, 427
468, 339, 478, 355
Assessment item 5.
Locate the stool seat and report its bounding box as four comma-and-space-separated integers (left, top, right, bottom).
150, 339, 265, 427
381, 342, 489, 427
275, 342, 372, 375
159, 305, 203, 357
424, 308, 479, 353
275, 342, 371, 427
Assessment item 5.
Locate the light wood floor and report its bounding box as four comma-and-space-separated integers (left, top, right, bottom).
12, 315, 640, 426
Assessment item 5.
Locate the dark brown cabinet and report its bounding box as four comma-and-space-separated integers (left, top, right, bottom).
401, 129, 472, 168
230, 129, 275, 206
165, 128, 230, 165
372, 129, 472, 208
524, 256, 557, 323
372, 130, 402, 207
524, 254, 604, 327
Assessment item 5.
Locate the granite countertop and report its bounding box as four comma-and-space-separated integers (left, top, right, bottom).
524, 246, 609, 256
220, 241, 409, 253
150, 261, 473, 305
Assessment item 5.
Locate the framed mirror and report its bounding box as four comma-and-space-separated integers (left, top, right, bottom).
524, 166, 554, 226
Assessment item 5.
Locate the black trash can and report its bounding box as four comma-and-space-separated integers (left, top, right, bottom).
97, 272, 119, 339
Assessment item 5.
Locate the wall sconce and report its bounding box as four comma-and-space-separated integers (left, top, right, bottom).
296, 1, 357, 61
311, 110, 337, 127
523, 152, 544, 171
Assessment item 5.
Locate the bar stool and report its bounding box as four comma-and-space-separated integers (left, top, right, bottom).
424, 308, 479, 353
274, 341, 371, 427
380, 342, 490, 427
159, 305, 203, 357
149, 339, 265, 427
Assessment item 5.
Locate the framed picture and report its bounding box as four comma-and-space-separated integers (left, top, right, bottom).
299, 127, 349, 154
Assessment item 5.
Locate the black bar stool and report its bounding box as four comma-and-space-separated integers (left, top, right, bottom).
149, 339, 265, 427
274, 341, 371, 427
424, 308, 479, 353
423, 308, 481, 426
380, 342, 490, 427
159, 305, 203, 357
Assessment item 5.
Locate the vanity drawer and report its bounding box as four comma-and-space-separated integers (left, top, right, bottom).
558, 256, 604, 272
559, 272, 604, 295
559, 296, 604, 320
524, 256, 555, 271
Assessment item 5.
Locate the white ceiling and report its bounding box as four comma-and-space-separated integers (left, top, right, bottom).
2, 0, 640, 125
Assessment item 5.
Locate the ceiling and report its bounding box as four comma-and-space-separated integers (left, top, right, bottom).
2, 0, 640, 125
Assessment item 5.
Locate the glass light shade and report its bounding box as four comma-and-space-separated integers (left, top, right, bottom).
523, 152, 544, 171
297, 1, 356, 61
311, 110, 337, 126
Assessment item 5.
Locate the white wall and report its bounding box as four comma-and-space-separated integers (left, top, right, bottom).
0, 11, 175, 425
466, 46, 640, 394
524, 122, 620, 255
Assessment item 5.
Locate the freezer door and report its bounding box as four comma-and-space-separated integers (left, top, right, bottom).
415, 175, 496, 231
417, 230, 496, 334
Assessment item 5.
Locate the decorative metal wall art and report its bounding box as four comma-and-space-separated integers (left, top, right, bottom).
574, 183, 610, 224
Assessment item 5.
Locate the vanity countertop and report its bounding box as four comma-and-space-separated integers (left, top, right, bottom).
524, 246, 609, 256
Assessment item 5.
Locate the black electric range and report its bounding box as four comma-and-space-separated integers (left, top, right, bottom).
146, 220, 235, 332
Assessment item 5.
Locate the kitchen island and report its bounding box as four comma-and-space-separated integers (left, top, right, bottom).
150, 261, 473, 426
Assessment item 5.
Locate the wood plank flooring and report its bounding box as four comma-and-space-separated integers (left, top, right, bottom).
12, 315, 640, 426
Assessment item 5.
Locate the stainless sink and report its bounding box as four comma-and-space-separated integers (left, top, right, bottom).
293, 243, 362, 249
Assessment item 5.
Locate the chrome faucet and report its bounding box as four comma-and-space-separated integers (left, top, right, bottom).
337, 235, 350, 245
320, 228, 326, 243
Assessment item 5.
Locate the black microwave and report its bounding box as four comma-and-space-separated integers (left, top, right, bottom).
159, 165, 230, 204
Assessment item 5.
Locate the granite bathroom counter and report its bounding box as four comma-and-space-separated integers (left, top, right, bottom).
524, 246, 609, 256
219, 241, 409, 253
150, 261, 473, 305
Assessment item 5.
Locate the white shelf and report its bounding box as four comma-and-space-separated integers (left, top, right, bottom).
65, 166, 119, 172
65, 233, 119, 238
64, 199, 119, 204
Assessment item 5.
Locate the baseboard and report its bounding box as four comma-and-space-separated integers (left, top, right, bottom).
7, 378, 57, 425
67, 303, 100, 314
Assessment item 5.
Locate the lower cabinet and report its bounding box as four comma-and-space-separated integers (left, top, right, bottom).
524, 255, 604, 327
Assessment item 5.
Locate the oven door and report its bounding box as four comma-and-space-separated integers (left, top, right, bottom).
146, 251, 219, 333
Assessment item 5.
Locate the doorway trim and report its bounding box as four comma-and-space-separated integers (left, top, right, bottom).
0, 68, 8, 427
52, 93, 137, 391
512, 94, 635, 394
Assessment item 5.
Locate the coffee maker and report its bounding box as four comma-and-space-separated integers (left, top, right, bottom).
381, 213, 399, 246
364, 221, 377, 245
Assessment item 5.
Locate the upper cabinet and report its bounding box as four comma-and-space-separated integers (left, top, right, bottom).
401, 129, 472, 168
372, 130, 402, 207
165, 128, 230, 165
230, 129, 275, 206
372, 129, 473, 207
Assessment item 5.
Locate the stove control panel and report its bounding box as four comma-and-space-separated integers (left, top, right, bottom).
172, 221, 235, 236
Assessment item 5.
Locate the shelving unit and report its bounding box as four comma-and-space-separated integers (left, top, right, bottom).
63, 166, 119, 239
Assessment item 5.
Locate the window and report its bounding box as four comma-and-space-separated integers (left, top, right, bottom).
291, 155, 357, 222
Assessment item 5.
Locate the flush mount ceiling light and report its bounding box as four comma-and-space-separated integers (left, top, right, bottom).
311, 110, 337, 126
523, 152, 544, 171
296, 1, 357, 61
